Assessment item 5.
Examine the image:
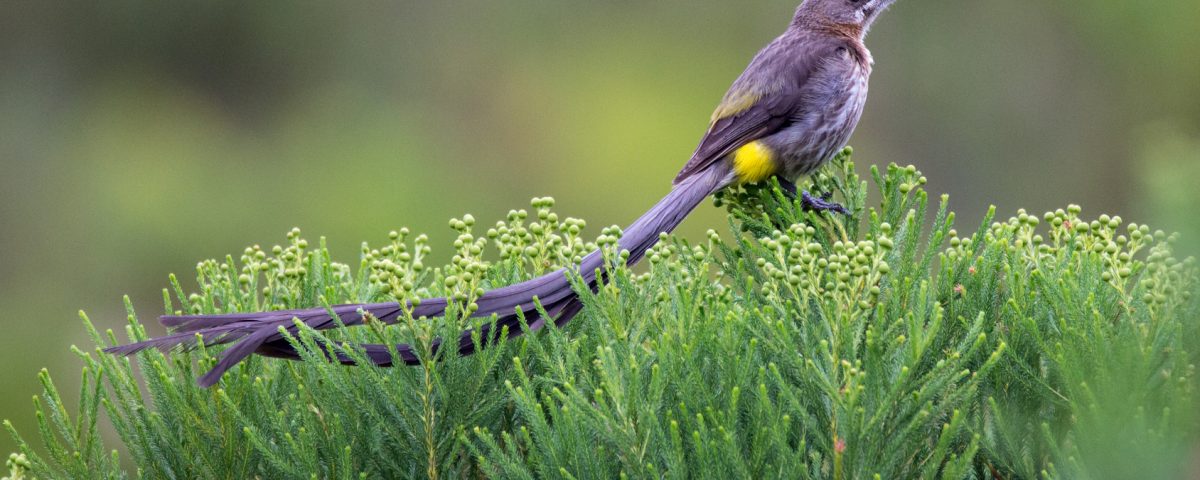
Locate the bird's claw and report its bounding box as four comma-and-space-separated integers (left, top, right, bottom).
773, 177, 799, 200
801, 190, 850, 215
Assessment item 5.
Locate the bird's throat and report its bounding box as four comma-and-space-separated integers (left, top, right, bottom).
732, 141, 777, 183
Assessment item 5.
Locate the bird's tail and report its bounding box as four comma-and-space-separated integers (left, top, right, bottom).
106, 164, 733, 387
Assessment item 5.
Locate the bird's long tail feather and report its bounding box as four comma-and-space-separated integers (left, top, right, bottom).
105, 164, 732, 387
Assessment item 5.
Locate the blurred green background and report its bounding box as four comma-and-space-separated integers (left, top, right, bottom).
1, 0, 1197, 456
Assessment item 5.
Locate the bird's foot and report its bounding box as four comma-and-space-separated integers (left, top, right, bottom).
774, 177, 799, 200
801, 190, 850, 215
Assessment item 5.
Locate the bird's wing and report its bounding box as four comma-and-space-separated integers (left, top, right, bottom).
673, 94, 792, 184
673, 36, 851, 185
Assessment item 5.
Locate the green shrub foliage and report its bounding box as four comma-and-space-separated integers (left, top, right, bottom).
6, 150, 1199, 479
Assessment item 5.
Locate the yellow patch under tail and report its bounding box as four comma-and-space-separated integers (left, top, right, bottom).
732, 141, 777, 183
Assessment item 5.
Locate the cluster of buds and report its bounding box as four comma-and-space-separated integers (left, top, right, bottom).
590, 225, 627, 268
882, 163, 928, 195
436, 214, 491, 317
4, 453, 31, 480
187, 227, 347, 314
365, 227, 431, 303
1139, 236, 1195, 312
642, 231, 722, 302
178, 196, 602, 320
754, 222, 893, 312
947, 203, 1196, 314
487, 197, 593, 275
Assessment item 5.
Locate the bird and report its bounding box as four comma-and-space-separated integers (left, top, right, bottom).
106, 0, 900, 387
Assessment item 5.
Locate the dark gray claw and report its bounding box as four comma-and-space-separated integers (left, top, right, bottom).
801, 190, 850, 215
775, 176, 799, 199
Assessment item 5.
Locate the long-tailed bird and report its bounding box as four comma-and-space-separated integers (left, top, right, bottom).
107, 0, 900, 387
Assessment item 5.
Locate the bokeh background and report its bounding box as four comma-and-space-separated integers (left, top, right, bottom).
1, 0, 1197, 456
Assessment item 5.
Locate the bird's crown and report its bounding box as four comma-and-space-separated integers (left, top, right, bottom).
792, 0, 899, 33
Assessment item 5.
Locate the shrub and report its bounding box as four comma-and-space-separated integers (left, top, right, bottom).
6, 150, 1199, 479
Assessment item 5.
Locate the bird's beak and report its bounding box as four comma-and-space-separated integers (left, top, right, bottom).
862, 0, 899, 25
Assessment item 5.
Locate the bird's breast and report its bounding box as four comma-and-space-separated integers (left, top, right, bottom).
772, 63, 870, 179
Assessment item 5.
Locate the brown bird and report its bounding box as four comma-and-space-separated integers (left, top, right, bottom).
107, 0, 901, 387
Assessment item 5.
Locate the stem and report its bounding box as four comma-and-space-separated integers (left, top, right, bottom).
422, 361, 438, 480
403, 311, 439, 480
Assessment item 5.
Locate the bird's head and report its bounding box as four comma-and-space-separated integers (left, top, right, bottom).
793, 0, 899, 33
